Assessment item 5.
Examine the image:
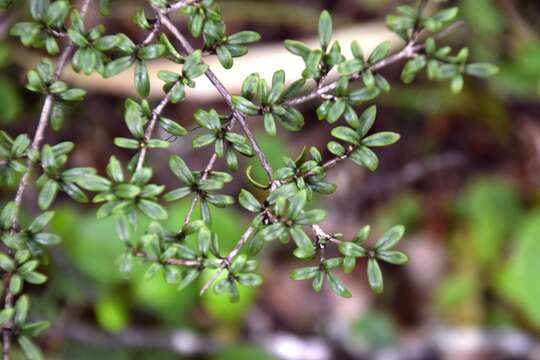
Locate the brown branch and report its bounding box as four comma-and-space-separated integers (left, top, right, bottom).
143, 5, 464, 295
283, 21, 464, 108
3, 1, 92, 358
157, 11, 274, 183
164, 0, 200, 14
135, 91, 173, 171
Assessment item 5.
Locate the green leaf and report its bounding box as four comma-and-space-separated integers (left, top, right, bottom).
323, 258, 342, 269
0, 202, 17, 229
146, 139, 170, 149
338, 59, 363, 75
465, 63, 499, 78
134, 60, 150, 98
327, 99, 346, 123
327, 141, 346, 156
318, 10, 332, 50
67, 29, 88, 47
303, 50, 323, 79
358, 105, 377, 136
48, 81, 67, 94
26, 70, 44, 93
295, 209, 326, 225
77, 174, 112, 192
258, 223, 287, 242
29, 0, 47, 20
93, 35, 120, 51
177, 269, 200, 291
377, 250, 409, 265
290, 227, 314, 258
374, 225, 405, 250
33, 232, 61, 246
137, 199, 167, 220
343, 256, 356, 273
268, 82, 284, 105
115, 184, 141, 199
159, 117, 187, 137
216, 45, 233, 69
23, 271, 47, 284
169, 155, 194, 184
338, 242, 366, 257
401, 55, 427, 84
283, 40, 310, 58
432, 7, 459, 24
290, 266, 320, 280
60, 88, 86, 102
288, 190, 307, 219
38, 179, 59, 210
326, 271, 352, 298
367, 258, 383, 294
0, 308, 14, 326
232, 96, 259, 116
362, 132, 400, 147
331, 126, 360, 145
349, 146, 379, 171
206, 194, 234, 208
137, 44, 165, 60
263, 113, 277, 136
281, 107, 304, 131
28, 211, 54, 233
36, 59, 54, 83
368, 41, 391, 65
451, 75, 464, 94
348, 87, 380, 104
237, 273, 263, 287
44, 0, 69, 27
228, 31, 260, 45
0, 254, 15, 272
21, 321, 50, 337
193, 133, 216, 148
362, 70, 375, 88
14, 295, 28, 326
312, 271, 325, 292
104, 56, 134, 78
18, 336, 43, 360
114, 137, 140, 149
106, 156, 124, 183
238, 189, 262, 213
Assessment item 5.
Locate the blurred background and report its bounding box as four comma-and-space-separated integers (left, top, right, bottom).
2, 0, 540, 359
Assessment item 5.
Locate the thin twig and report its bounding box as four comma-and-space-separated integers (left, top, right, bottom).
283, 21, 464, 107
3, 1, 92, 358
148, 8, 464, 295
142, 18, 162, 46
135, 91, 173, 171
164, 0, 200, 14
3, 2, 92, 357
157, 12, 275, 183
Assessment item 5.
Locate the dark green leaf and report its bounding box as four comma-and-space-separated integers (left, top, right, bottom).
318, 10, 332, 50
362, 132, 400, 147
38, 179, 59, 210
326, 271, 352, 298
134, 60, 150, 98
238, 189, 262, 212
137, 199, 168, 220
374, 225, 405, 250
465, 63, 499, 78
349, 146, 379, 171
377, 250, 409, 265
169, 155, 194, 184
